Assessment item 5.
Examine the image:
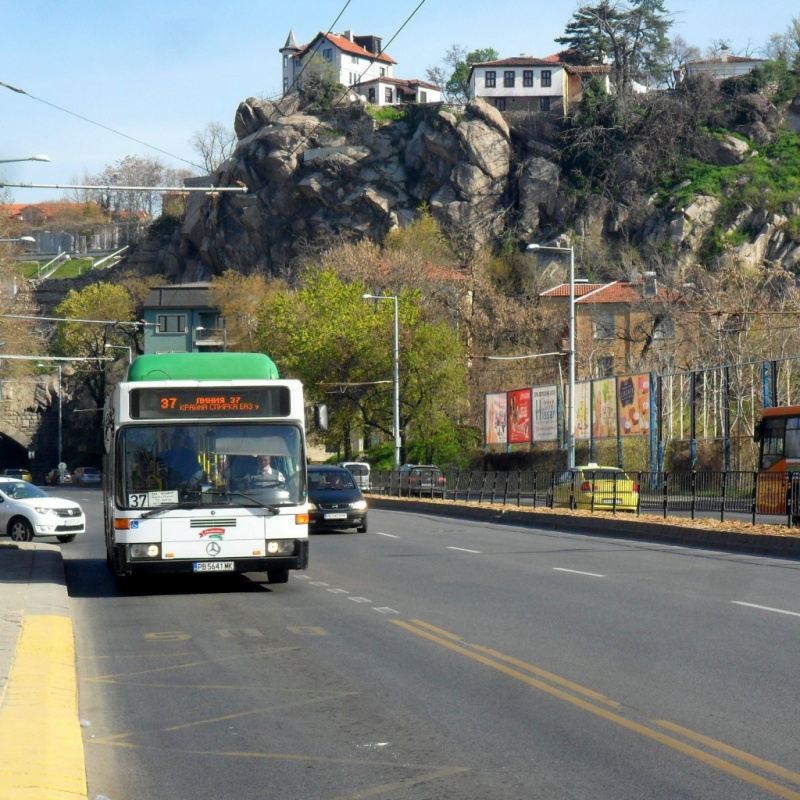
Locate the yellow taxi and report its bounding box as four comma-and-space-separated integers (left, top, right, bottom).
551, 464, 639, 512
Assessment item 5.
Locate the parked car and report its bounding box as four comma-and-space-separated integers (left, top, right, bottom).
398, 465, 446, 497
1, 468, 33, 482
337, 461, 371, 490
45, 468, 72, 486
73, 466, 102, 486
307, 465, 367, 533
0, 477, 85, 543
550, 464, 639, 512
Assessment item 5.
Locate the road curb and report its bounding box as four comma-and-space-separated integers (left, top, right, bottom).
0, 542, 88, 799
366, 497, 800, 559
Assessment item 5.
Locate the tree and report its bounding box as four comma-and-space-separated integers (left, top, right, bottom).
71, 155, 195, 220
655, 35, 701, 88
426, 45, 499, 104
556, 0, 673, 91
189, 122, 237, 174
764, 16, 800, 70
297, 53, 346, 111
254, 268, 467, 461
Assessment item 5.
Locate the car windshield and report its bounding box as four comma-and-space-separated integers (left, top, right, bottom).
0, 481, 48, 499
309, 470, 356, 490
115, 422, 306, 509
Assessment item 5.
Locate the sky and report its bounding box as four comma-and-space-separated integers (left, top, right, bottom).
1, 0, 796, 205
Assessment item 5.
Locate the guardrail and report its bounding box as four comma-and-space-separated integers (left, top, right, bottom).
367, 470, 800, 527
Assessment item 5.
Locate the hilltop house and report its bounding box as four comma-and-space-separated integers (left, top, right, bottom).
468, 55, 610, 114
674, 50, 766, 86
280, 29, 441, 105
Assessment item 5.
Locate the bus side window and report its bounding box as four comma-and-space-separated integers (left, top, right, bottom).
786, 418, 800, 460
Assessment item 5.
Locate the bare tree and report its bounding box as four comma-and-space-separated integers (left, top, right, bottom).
189, 122, 237, 174
656, 35, 701, 88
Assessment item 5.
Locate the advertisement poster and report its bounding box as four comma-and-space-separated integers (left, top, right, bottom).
574, 382, 592, 441
508, 388, 532, 444
592, 378, 618, 439
485, 393, 508, 445
617, 373, 651, 437
532, 385, 558, 442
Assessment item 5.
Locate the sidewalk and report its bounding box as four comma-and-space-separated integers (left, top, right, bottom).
0, 541, 87, 799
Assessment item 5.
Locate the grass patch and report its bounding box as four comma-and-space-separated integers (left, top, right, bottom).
364, 105, 407, 124
20, 257, 98, 279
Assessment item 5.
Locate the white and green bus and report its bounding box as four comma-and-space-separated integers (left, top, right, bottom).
103, 352, 312, 584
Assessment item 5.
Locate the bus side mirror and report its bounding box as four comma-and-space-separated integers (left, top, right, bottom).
314, 403, 328, 432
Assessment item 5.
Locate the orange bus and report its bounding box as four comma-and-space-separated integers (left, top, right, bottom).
753, 405, 800, 518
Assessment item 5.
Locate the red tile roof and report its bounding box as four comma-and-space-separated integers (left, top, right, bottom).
541, 280, 670, 303
295, 32, 396, 65
540, 283, 606, 299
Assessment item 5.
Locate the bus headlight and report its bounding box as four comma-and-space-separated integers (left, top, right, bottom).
266, 540, 295, 555
130, 544, 160, 558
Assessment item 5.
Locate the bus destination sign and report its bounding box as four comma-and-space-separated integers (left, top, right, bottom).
130, 387, 290, 419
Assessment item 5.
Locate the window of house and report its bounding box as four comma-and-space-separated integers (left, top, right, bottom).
385, 87, 393, 103
523, 70, 533, 87
368, 87, 376, 103
593, 311, 615, 340
283, 55, 288, 68
352, 54, 359, 64
420, 91, 427, 103
283, 77, 289, 93
293, 58, 300, 70
541, 70, 552, 87
485, 71, 496, 88
496, 98, 506, 111
653, 318, 675, 340
540, 97, 551, 112
156, 314, 187, 334
504, 70, 515, 87
380, 67, 385, 77
596, 355, 615, 378
323, 48, 332, 62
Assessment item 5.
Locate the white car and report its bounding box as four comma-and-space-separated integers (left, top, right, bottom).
0, 477, 85, 543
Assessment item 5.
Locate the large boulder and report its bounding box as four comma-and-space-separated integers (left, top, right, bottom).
455, 119, 511, 181
517, 156, 560, 239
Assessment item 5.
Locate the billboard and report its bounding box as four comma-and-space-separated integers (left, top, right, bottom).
592, 378, 618, 439
617, 373, 651, 437
485, 392, 508, 445
508, 388, 532, 444
532, 385, 558, 442
575, 381, 592, 441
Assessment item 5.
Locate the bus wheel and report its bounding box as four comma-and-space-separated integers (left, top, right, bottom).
56, 535, 76, 543
267, 568, 289, 584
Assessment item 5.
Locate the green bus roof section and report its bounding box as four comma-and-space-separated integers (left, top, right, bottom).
126, 353, 280, 382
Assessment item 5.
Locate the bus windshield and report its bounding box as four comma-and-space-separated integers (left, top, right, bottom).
115, 422, 305, 509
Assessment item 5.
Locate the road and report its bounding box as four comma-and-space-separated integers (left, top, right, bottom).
57, 489, 800, 800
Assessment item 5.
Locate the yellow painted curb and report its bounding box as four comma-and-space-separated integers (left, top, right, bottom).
0, 615, 87, 799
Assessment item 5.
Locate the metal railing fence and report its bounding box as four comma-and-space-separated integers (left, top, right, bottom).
368, 470, 800, 528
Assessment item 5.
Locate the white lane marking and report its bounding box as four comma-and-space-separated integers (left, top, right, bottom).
328, 588, 350, 594
732, 601, 800, 618
553, 568, 606, 578
375, 532, 399, 538
373, 607, 399, 614
309, 581, 330, 586
349, 597, 372, 603
448, 546, 481, 554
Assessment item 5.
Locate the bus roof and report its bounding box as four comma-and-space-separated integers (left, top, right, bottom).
762, 405, 800, 419
126, 353, 280, 382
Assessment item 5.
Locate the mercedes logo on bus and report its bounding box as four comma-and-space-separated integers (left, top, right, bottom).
206, 541, 222, 556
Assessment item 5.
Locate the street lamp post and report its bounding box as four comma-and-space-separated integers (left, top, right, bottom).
527, 243, 576, 469
0, 236, 36, 244
362, 294, 401, 470
0, 155, 50, 164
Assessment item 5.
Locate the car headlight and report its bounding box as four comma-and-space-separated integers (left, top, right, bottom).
350, 499, 367, 510
34, 507, 59, 516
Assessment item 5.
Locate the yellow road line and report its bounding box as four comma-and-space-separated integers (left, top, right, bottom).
393, 619, 800, 800
409, 619, 619, 706
0, 614, 87, 799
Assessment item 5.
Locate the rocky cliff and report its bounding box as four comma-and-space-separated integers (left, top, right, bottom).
138, 92, 800, 282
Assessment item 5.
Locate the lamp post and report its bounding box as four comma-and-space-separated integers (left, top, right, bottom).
0, 236, 35, 244
0, 155, 50, 164
527, 243, 576, 469
37, 363, 62, 469
104, 344, 133, 365
362, 293, 401, 470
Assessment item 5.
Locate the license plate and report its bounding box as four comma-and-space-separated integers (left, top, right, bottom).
194, 561, 234, 572
324, 512, 348, 520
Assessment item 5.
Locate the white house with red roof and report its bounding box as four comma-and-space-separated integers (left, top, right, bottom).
674, 50, 766, 86
468, 54, 610, 114
280, 29, 441, 105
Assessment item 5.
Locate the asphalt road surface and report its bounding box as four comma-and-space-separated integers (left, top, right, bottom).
56, 488, 800, 800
